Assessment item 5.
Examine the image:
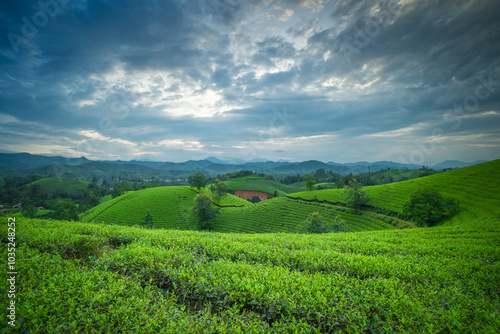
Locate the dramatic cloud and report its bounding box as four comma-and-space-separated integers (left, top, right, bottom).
1, 0, 499, 164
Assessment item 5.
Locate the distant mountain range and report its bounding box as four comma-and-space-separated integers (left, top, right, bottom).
0, 153, 489, 178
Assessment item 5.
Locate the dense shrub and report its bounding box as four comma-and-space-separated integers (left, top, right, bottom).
299, 212, 347, 234
403, 188, 460, 226
193, 193, 218, 230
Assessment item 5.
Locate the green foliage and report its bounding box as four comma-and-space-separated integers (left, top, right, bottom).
344, 178, 368, 212
188, 173, 207, 191
22, 204, 37, 218
193, 193, 217, 230
54, 200, 79, 221
403, 188, 460, 226
299, 212, 329, 233
305, 174, 316, 191
250, 195, 262, 203
112, 180, 129, 198
2, 218, 499, 333
141, 209, 154, 228
209, 179, 228, 204
87, 192, 100, 207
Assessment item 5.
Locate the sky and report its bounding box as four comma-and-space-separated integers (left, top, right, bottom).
0, 0, 499, 165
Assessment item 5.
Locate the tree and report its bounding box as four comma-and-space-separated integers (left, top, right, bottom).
193, 194, 217, 230
250, 195, 261, 203
299, 212, 330, 234
87, 193, 100, 207
305, 174, 316, 191
299, 212, 347, 234
141, 209, 154, 229
344, 178, 368, 212
209, 179, 228, 204
188, 173, 207, 191
53, 200, 79, 221
22, 205, 37, 218
403, 188, 460, 227
112, 180, 128, 198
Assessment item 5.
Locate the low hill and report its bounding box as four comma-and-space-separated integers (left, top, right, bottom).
289, 159, 500, 226
28, 177, 90, 197
215, 196, 406, 233
81, 160, 499, 232
225, 177, 305, 196
81, 186, 251, 229
82, 185, 411, 233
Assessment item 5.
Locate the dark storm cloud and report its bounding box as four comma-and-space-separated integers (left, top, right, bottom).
0, 0, 499, 163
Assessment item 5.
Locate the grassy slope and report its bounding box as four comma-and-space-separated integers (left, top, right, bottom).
81, 187, 199, 230
225, 177, 306, 195
29, 177, 90, 197
81, 187, 251, 230
369, 169, 435, 184
289, 159, 500, 226
82, 186, 401, 233
2, 218, 498, 333
215, 197, 398, 233
81, 160, 499, 233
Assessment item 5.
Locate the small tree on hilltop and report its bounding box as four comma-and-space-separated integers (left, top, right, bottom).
344, 178, 368, 213
188, 173, 207, 192
141, 209, 154, 229
193, 193, 217, 230
209, 179, 228, 204
403, 188, 459, 227
305, 174, 316, 191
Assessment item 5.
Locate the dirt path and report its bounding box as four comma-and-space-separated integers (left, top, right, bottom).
287, 197, 417, 228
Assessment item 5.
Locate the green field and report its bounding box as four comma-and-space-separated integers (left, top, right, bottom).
289, 159, 500, 226
2, 217, 498, 333
225, 177, 306, 195
28, 177, 90, 197
367, 169, 436, 185
81, 185, 410, 233
215, 197, 408, 233
81, 187, 199, 230
79, 160, 500, 233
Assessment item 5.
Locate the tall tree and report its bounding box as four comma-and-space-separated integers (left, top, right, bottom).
193, 193, 217, 230
188, 173, 207, 192
305, 174, 316, 191
53, 201, 79, 221
343, 178, 368, 212
209, 179, 228, 204
141, 209, 154, 229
